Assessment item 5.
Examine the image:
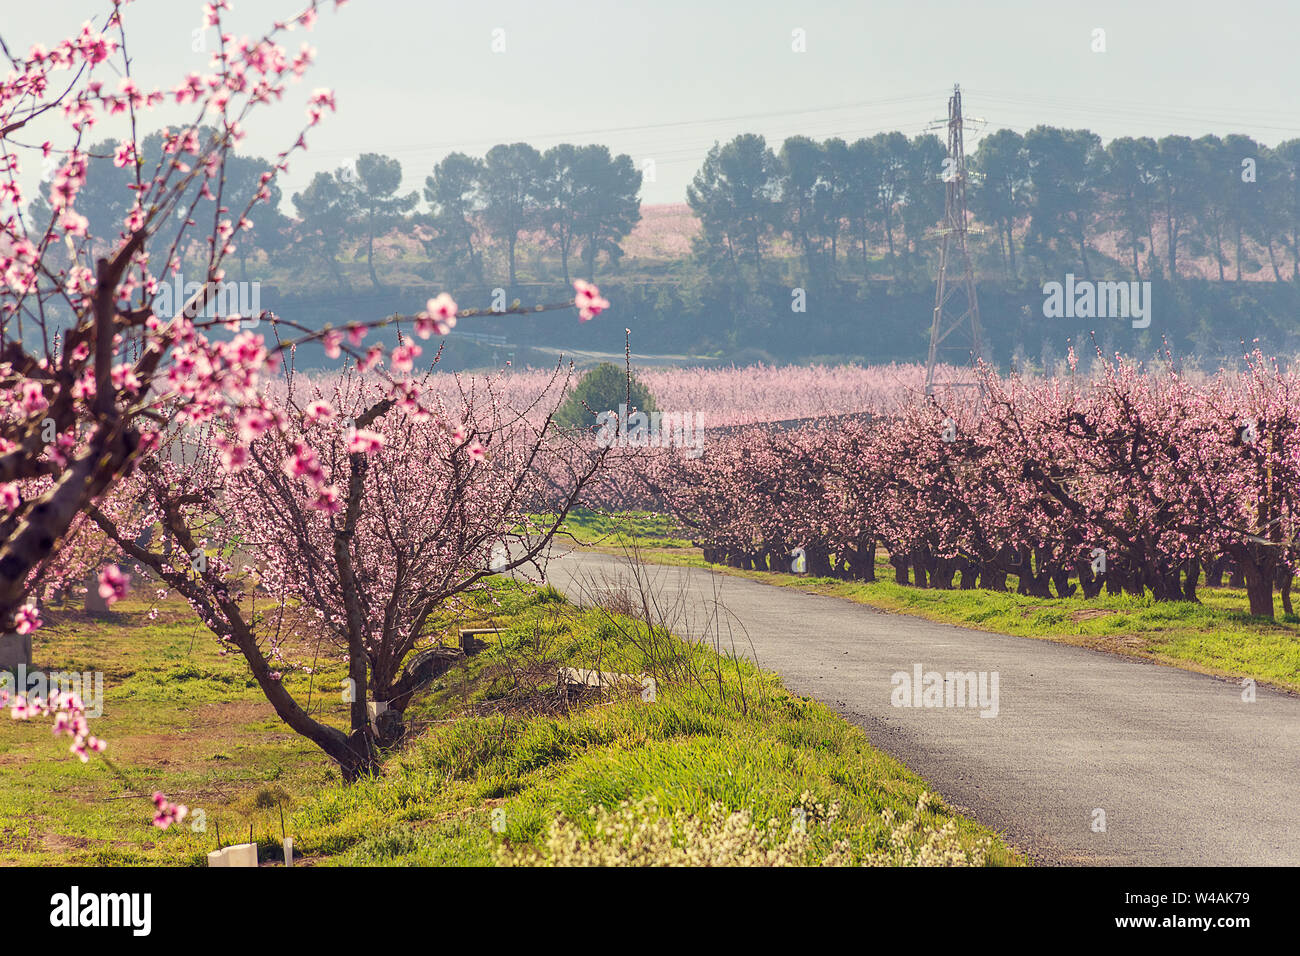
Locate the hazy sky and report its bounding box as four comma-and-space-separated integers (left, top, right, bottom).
6, 0, 1299, 209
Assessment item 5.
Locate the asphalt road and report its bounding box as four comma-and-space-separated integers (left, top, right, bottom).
541, 549, 1300, 866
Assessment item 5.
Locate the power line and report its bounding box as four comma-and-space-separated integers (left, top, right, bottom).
306, 90, 950, 160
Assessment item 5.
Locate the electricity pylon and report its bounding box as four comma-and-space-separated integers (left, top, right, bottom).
925, 84, 984, 396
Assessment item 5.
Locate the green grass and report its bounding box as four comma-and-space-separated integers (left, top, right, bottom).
0, 598, 351, 865
545, 508, 695, 551
607, 532, 1300, 693
0, 581, 1022, 866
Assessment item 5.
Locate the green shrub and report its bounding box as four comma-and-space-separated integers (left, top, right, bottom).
554, 363, 656, 429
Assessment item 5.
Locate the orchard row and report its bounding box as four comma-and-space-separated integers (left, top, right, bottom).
621, 353, 1300, 620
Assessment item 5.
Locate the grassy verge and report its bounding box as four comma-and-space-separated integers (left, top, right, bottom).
0, 582, 1022, 866
546, 507, 695, 551
575, 512, 1300, 694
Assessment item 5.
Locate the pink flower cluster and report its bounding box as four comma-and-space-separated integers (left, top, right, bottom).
97, 564, 129, 605
573, 280, 609, 322
13, 603, 41, 634
417, 293, 458, 337
151, 792, 188, 830
3, 688, 105, 763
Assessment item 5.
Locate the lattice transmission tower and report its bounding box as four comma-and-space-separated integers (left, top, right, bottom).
924, 84, 984, 396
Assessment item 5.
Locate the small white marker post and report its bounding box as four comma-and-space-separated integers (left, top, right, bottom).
207, 843, 258, 867
225, 843, 258, 867
228, 842, 258, 868
283, 837, 294, 867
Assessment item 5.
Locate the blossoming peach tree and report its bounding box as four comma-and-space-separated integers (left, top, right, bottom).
1, 1, 609, 810
91, 364, 609, 780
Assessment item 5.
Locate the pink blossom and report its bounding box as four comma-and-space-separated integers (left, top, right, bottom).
151, 792, 188, 829
20, 381, 48, 414
348, 429, 385, 455
113, 141, 136, 168
390, 344, 422, 373
282, 442, 326, 485
417, 294, 457, 338
237, 408, 274, 442
573, 279, 609, 322
357, 345, 383, 373
304, 400, 334, 424
97, 564, 129, 604
111, 364, 142, 394
215, 438, 249, 473
58, 209, 89, 236
308, 485, 342, 513
323, 329, 344, 358
14, 604, 41, 635
307, 87, 336, 125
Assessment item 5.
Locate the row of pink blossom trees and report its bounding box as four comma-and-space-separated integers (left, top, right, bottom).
634, 351, 1300, 619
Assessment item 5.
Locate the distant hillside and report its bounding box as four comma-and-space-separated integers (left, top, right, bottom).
621, 204, 699, 261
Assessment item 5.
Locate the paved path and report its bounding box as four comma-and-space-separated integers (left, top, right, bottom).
542, 550, 1300, 866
